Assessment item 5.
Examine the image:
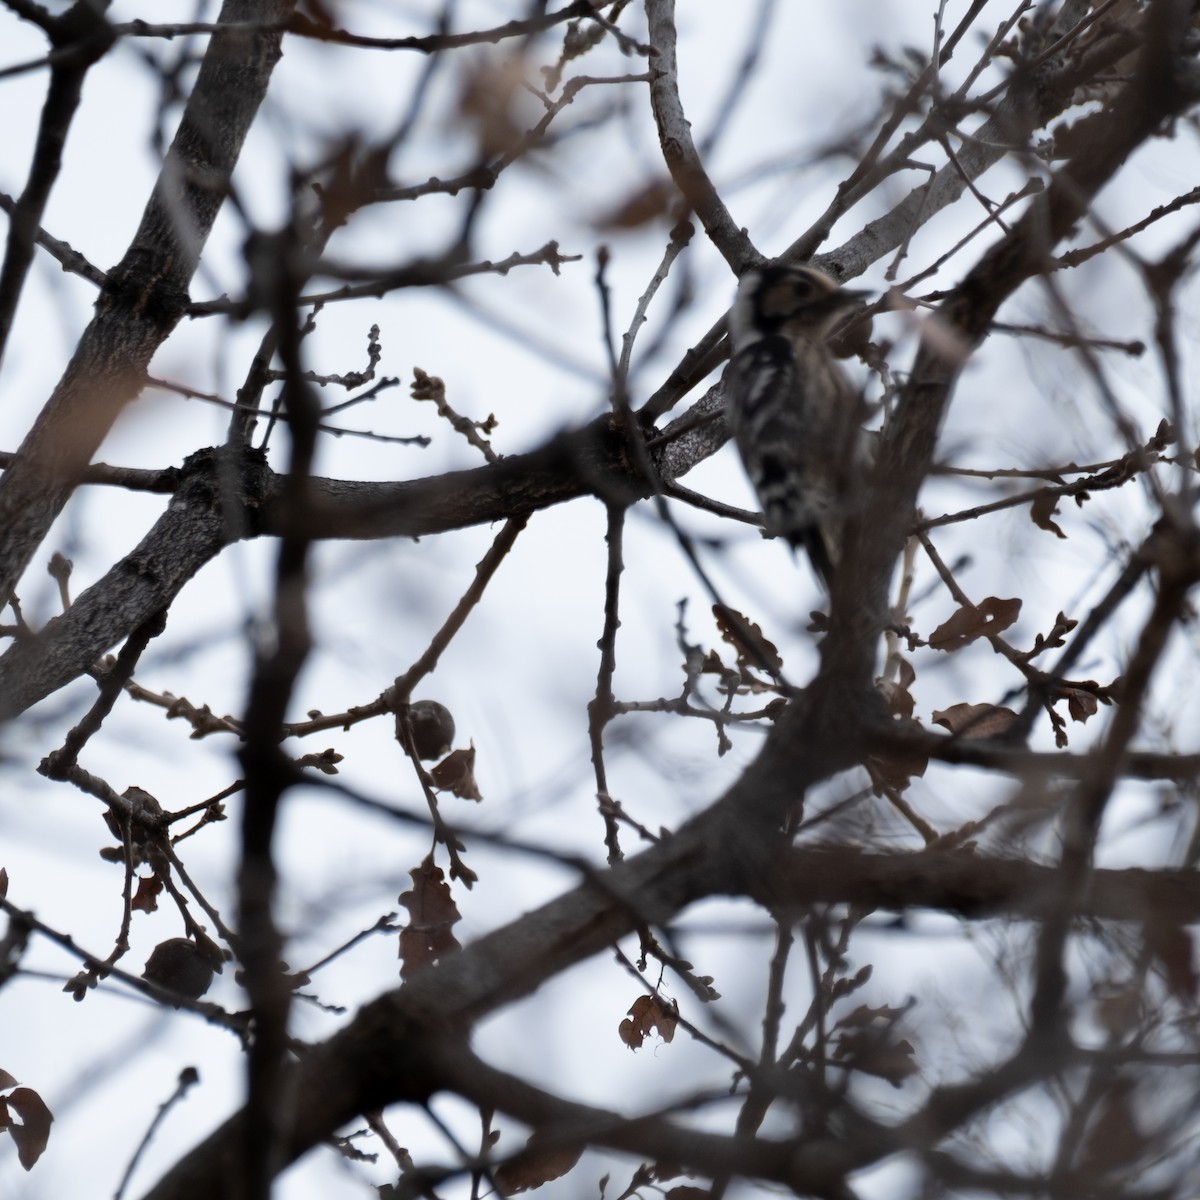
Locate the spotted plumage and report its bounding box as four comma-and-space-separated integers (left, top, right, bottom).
724, 264, 869, 585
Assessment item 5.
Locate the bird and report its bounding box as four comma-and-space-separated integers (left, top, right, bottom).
724, 263, 870, 586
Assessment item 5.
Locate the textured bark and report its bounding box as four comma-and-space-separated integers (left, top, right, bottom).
0, 0, 296, 610
0, 448, 270, 722
138, 675, 858, 1198
0, 4, 114, 366
136, 8, 1200, 1192
0, 410, 703, 719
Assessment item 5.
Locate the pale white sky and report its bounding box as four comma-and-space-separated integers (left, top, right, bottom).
2, 3, 1198, 1198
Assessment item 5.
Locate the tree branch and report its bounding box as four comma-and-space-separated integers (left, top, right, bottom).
0, 0, 297, 611
644, 0, 757, 272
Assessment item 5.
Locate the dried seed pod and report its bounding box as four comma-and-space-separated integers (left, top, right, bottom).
143, 938, 215, 1000
403, 700, 456, 761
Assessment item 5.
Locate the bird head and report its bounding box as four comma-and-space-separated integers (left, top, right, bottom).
729, 264, 870, 350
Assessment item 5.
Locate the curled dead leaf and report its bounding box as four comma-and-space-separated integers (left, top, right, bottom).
877, 654, 917, 720
458, 53, 530, 160
1062, 687, 1100, 723
595, 176, 677, 230
931, 703, 1018, 739
619, 994, 678, 1050
867, 750, 928, 794
494, 1131, 582, 1195
831, 1002, 919, 1088
712, 604, 783, 674
832, 1032, 919, 1087
2, 1085, 53, 1170
1031, 491, 1067, 538
131, 873, 163, 914
430, 743, 483, 802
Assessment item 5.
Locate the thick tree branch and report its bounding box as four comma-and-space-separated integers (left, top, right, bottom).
644, 0, 757, 272
0, 0, 297, 611
830, 0, 1199, 667
802, 3, 1147, 276
0, 413, 643, 718
768, 846, 1200, 924
0, 3, 112, 365
235, 231, 320, 1199
0, 408, 696, 719
138, 795, 1200, 1199
0, 447, 271, 723
139, 673, 863, 1197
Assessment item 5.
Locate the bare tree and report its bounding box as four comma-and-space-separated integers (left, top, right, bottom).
3, 3, 1200, 1199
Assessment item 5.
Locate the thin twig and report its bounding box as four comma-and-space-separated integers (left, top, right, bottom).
588, 503, 627, 864
392, 515, 527, 701
189, 241, 583, 317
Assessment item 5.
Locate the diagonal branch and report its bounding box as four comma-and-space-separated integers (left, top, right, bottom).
829, 0, 1199, 670
0, 401, 723, 719
0, 0, 298, 612
0, 4, 113, 365
644, 0, 757, 271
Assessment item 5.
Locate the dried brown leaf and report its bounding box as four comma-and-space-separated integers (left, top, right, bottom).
1031, 492, 1067, 538
929, 597, 1021, 651
837, 1001, 910, 1027
712, 604, 782, 674
459, 54, 528, 160
877, 654, 917, 719
397, 856, 462, 978
866, 750, 928, 794
831, 1002, 919, 1088
1062, 687, 1100, 723
595, 177, 676, 230
619, 994, 678, 1050
931, 703, 1019, 739
832, 1032, 919, 1087
430, 743, 483, 802
131, 873, 163, 914
494, 1132, 582, 1195
6, 1086, 53, 1170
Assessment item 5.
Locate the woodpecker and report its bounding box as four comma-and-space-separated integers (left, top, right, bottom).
724, 263, 870, 586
